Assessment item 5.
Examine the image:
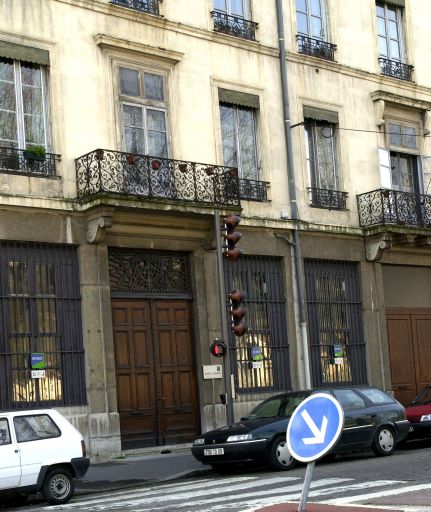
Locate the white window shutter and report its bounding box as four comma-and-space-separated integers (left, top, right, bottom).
378, 148, 391, 189
422, 156, 431, 195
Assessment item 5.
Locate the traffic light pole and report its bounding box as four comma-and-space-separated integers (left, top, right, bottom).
214, 209, 234, 425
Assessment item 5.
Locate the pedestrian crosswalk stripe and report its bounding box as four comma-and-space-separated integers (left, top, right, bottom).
320, 482, 431, 505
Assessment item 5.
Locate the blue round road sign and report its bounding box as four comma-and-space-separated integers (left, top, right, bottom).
286, 393, 344, 463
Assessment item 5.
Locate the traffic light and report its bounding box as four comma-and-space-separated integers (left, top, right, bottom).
229, 289, 248, 336
210, 340, 227, 357
222, 215, 242, 261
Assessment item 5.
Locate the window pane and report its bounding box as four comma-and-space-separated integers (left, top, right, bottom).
311, 16, 323, 38
0, 111, 17, 143
220, 104, 238, 167
378, 36, 388, 56
22, 86, 42, 116
214, 0, 227, 11
376, 4, 385, 17
310, 0, 321, 16
0, 58, 14, 81
296, 0, 307, 12
230, 0, 244, 16
388, 123, 402, 146
359, 388, 392, 405
124, 127, 145, 154
389, 40, 400, 60
315, 124, 336, 189
119, 67, 140, 97
147, 130, 167, 158
20, 64, 41, 88
0, 419, 10, 445
388, 20, 399, 40
387, 6, 397, 21
403, 126, 416, 149
0, 82, 16, 111
146, 109, 166, 131
296, 12, 308, 34
122, 104, 143, 128
238, 108, 257, 180
377, 17, 386, 37
24, 114, 45, 145
144, 73, 164, 101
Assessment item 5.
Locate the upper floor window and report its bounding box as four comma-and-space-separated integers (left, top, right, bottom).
118, 66, 168, 158
219, 103, 258, 181
304, 108, 346, 210
0, 58, 48, 151
296, 0, 326, 40
212, 0, 257, 41
376, 1, 413, 80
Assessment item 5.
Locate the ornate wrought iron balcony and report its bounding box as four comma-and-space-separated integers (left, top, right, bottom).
211, 11, 258, 41
308, 187, 348, 210
0, 146, 60, 178
297, 35, 337, 61
75, 149, 240, 207
110, 0, 160, 15
379, 58, 414, 81
357, 189, 431, 228
239, 178, 268, 202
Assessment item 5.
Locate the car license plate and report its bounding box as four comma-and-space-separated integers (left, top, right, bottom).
204, 448, 224, 456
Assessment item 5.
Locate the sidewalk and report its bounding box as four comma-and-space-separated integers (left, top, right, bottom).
75, 446, 426, 512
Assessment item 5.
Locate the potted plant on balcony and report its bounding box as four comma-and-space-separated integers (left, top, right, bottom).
151, 159, 161, 170
24, 144, 46, 161
126, 153, 138, 165
205, 166, 214, 176
178, 163, 188, 173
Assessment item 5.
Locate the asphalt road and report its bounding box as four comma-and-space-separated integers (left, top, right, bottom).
3, 439, 431, 511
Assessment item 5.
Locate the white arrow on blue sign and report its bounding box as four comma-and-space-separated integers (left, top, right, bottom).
286, 392, 344, 463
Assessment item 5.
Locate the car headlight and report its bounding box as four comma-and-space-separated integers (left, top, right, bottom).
420, 414, 431, 422
193, 438, 205, 445
227, 434, 253, 442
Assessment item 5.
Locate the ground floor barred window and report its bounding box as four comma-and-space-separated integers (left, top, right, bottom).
224, 255, 291, 393
0, 242, 86, 409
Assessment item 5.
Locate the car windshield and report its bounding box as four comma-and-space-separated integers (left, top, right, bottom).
245, 392, 309, 420
414, 387, 431, 404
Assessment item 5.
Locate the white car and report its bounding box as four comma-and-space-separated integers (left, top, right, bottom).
0, 409, 90, 506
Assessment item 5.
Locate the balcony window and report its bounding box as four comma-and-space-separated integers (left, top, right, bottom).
212, 0, 257, 41
304, 111, 345, 209
110, 0, 160, 15
0, 57, 49, 156
376, 1, 412, 80
296, 0, 336, 60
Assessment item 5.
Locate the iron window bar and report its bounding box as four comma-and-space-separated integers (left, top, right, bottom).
239, 178, 269, 202
75, 148, 240, 207
357, 188, 431, 227
379, 57, 414, 81
308, 187, 348, 210
211, 11, 258, 41
0, 146, 60, 179
296, 34, 337, 62
110, 0, 161, 15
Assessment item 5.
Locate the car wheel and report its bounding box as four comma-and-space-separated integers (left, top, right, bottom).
42, 468, 75, 505
268, 435, 296, 470
372, 426, 395, 456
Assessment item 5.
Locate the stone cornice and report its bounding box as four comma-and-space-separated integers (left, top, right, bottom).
370, 90, 431, 112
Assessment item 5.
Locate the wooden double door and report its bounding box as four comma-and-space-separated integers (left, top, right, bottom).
387, 308, 431, 405
112, 299, 199, 449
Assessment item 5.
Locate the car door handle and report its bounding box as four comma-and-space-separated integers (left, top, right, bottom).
14, 449, 18, 453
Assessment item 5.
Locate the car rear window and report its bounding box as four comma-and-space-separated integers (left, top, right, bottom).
0, 418, 11, 445
358, 388, 394, 405
332, 389, 366, 411
14, 414, 61, 443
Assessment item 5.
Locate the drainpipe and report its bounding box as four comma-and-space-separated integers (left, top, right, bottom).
275, 0, 311, 390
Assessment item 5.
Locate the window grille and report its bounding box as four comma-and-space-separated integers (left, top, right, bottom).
0, 242, 86, 409
304, 259, 367, 387
224, 255, 290, 393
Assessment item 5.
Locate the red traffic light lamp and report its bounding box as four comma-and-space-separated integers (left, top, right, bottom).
222, 215, 243, 261
210, 340, 227, 357
229, 289, 248, 336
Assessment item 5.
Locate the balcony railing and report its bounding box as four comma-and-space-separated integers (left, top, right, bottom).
308, 187, 348, 210
211, 11, 258, 41
75, 149, 240, 207
297, 34, 337, 62
0, 146, 60, 178
239, 178, 268, 202
110, 0, 160, 15
357, 189, 431, 228
379, 57, 414, 81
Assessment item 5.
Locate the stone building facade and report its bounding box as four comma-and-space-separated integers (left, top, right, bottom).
0, 0, 430, 461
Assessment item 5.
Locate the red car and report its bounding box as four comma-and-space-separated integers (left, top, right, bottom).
405, 385, 431, 440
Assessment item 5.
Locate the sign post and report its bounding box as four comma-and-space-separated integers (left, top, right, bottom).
286, 393, 344, 512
